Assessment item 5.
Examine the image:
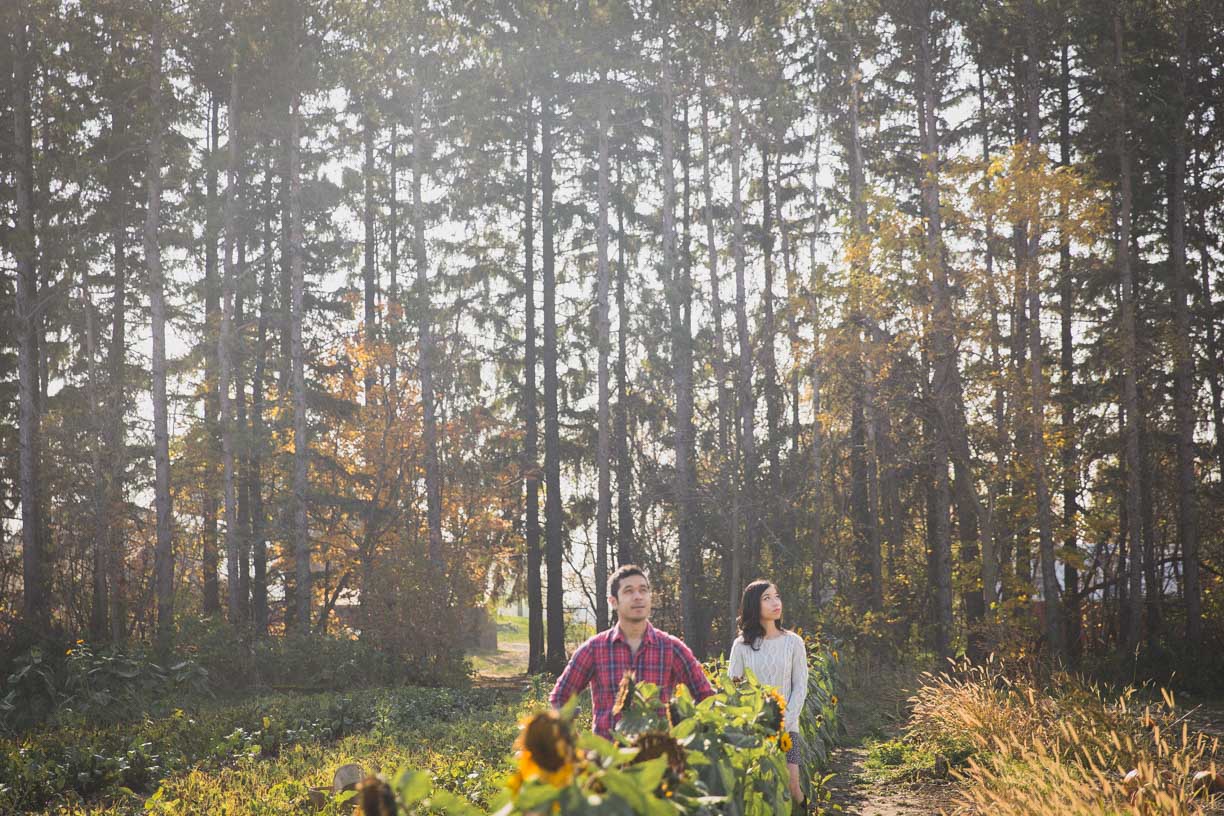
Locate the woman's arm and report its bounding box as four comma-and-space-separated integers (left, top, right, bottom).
728, 638, 745, 680
785, 635, 809, 731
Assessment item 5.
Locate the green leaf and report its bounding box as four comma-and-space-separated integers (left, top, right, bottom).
393, 769, 432, 805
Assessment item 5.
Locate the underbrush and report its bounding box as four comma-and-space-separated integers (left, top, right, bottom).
1, 620, 471, 735
1, 684, 526, 814
906, 660, 1223, 815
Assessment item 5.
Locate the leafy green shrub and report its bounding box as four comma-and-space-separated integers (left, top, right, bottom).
0, 644, 210, 734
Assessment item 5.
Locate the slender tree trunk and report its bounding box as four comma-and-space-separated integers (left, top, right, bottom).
760, 142, 781, 540
220, 54, 244, 623
1057, 39, 1080, 659
1018, 20, 1067, 665
700, 85, 736, 629
389, 122, 399, 393
289, 85, 311, 633
236, 220, 252, 615
1192, 120, 1224, 489
1169, 12, 1201, 643
917, 2, 955, 658
730, 51, 758, 576
978, 62, 1003, 608
660, 23, 698, 656
363, 108, 378, 401
595, 74, 611, 633
524, 99, 545, 672
107, 103, 129, 644
84, 280, 108, 640
846, 43, 881, 613
251, 164, 274, 635
146, 6, 174, 648
203, 95, 222, 617
1113, 11, 1144, 652
807, 72, 826, 612
542, 92, 566, 673
412, 70, 444, 574
615, 157, 634, 568
12, 5, 47, 633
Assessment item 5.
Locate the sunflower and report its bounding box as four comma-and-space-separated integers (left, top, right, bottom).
512, 710, 576, 790
631, 731, 687, 777
612, 670, 637, 719
759, 687, 787, 736
632, 731, 688, 798
357, 775, 397, 816
779, 732, 793, 753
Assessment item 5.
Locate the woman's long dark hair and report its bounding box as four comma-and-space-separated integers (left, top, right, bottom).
738, 579, 787, 651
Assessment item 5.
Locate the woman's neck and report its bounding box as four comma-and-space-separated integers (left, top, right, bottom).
762, 620, 780, 638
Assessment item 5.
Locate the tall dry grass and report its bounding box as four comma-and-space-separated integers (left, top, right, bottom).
906, 660, 1222, 815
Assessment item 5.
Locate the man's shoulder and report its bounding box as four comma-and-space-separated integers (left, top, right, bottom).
651, 626, 696, 654
576, 627, 616, 652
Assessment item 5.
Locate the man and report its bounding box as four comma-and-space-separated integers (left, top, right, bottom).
549, 564, 714, 738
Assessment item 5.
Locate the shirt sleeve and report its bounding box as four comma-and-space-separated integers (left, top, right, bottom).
728, 638, 744, 680
785, 634, 809, 732
549, 641, 595, 710
672, 638, 715, 702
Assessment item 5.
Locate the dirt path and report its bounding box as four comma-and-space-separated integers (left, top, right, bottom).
821, 741, 961, 816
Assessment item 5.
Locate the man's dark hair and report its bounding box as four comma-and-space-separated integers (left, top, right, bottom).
609, 564, 648, 599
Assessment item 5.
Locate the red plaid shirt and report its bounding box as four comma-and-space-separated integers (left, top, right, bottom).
549, 622, 714, 738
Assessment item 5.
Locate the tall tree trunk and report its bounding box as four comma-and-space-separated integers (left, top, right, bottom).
542, 92, 566, 673
107, 103, 129, 644
412, 69, 444, 574
595, 74, 611, 633
203, 95, 222, 617
917, 1, 955, 658
12, 4, 47, 633
220, 54, 244, 623
660, 22, 698, 656
251, 164, 274, 635
1019, 13, 1065, 659
146, 6, 174, 649
524, 99, 545, 672
699, 85, 736, 630
760, 141, 781, 546
1169, 12, 1201, 643
978, 61, 1003, 608
807, 61, 826, 612
1192, 118, 1224, 491
289, 85, 311, 633
1057, 39, 1079, 659
84, 280, 108, 640
615, 156, 634, 568
845, 43, 881, 613
236, 219, 252, 615
363, 108, 378, 401
388, 123, 399, 393
730, 49, 758, 578
1113, 12, 1144, 652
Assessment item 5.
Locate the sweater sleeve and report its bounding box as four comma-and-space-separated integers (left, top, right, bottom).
784, 634, 809, 732
728, 637, 745, 680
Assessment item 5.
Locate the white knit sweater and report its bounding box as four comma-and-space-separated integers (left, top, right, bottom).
728, 630, 808, 732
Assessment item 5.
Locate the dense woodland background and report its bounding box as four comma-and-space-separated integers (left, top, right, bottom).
2, 0, 1223, 688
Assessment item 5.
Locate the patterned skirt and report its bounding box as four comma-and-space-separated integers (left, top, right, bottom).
786, 730, 801, 765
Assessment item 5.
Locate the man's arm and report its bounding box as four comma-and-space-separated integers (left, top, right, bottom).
671, 639, 715, 702
549, 642, 595, 710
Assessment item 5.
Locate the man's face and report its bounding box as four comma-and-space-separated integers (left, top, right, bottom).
610, 574, 651, 623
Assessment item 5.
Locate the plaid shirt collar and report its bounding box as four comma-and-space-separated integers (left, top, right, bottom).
608, 621, 659, 648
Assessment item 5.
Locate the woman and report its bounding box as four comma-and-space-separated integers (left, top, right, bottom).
729, 579, 808, 810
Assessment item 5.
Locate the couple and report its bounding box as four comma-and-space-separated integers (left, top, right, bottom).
550, 564, 809, 808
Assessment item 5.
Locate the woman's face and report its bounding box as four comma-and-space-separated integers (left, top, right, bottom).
759, 584, 782, 622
